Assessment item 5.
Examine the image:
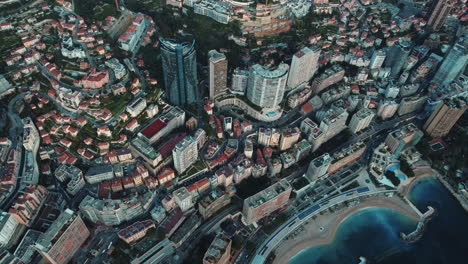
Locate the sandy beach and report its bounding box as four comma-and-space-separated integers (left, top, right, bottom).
272, 195, 420, 264
400, 167, 437, 196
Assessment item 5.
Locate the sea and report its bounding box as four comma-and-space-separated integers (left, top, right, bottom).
288, 177, 468, 264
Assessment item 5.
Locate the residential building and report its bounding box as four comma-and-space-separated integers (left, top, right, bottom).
287, 46, 321, 89
287, 86, 312, 108
9, 185, 49, 226
369, 49, 386, 69
423, 95, 468, 138
246, 63, 289, 108
129, 137, 162, 168
160, 38, 199, 105
258, 128, 281, 147
427, 0, 454, 31
311, 65, 345, 93
173, 187, 193, 212
118, 220, 155, 244
306, 153, 331, 181
33, 209, 89, 264
410, 53, 443, 83
300, 118, 325, 151
198, 189, 231, 219
385, 81, 400, 99
377, 100, 399, 120
126, 97, 147, 118
321, 85, 351, 104
385, 123, 423, 158
194, 128, 208, 149
79, 192, 154, 226
105, 58, 127, 80
54, 164, 86, 195
203, 233, 231, 264
23, 117, 39, 152
294, 139, 312, 162
397, 95, 428, 116
208, 50, 228, 99
279, 127, 301, 151
328, 142, 365, 174
319, 108, 349, 142
348, 108, 375, 133
81, 68, 109, 89
84, 165, 114, 184
231, 68, 249, 95
242, 179, 291, 225
194, 0, 231, 24
0, 211, 20, 247
172, 136, 198, 174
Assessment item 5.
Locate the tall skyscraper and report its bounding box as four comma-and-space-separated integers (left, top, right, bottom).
246, 63, 289, 108
287, 46, 321, 89
431, 37, 468, 87
385, 41, 412, 77
369, 49, 386, 69
208, 50, 227, 99
33, 209, 90, 264
423, 95, 467, 138
427, 0, 454, 31
172, 136, 198, 174
160, 38, 199, 105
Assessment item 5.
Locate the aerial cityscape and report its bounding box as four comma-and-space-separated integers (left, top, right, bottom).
0, 0, 467, 263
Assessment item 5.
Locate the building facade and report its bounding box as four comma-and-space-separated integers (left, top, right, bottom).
246, 63, 289, 108
348, 108, 375, 133
306, 153, 331, 181
208, 50, 228, 99
172, 136, 198, 174
423, 95, 467, 138
242, 179, 291, 225
385, 123, 423, 158
0, 211, 20, 247
287, 46, 321, 89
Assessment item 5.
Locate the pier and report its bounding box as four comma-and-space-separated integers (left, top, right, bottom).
400, 206, 436, 243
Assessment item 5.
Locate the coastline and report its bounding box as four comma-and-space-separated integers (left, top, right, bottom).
400, 166, 436, 197
402, 166, 468, 212
273, 196, 420, 264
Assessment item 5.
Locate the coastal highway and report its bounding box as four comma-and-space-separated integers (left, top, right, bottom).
250, 188, 398, 264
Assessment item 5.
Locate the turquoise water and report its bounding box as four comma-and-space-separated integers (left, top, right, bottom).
387, 164, 407, 181
289, 177, 468, 264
